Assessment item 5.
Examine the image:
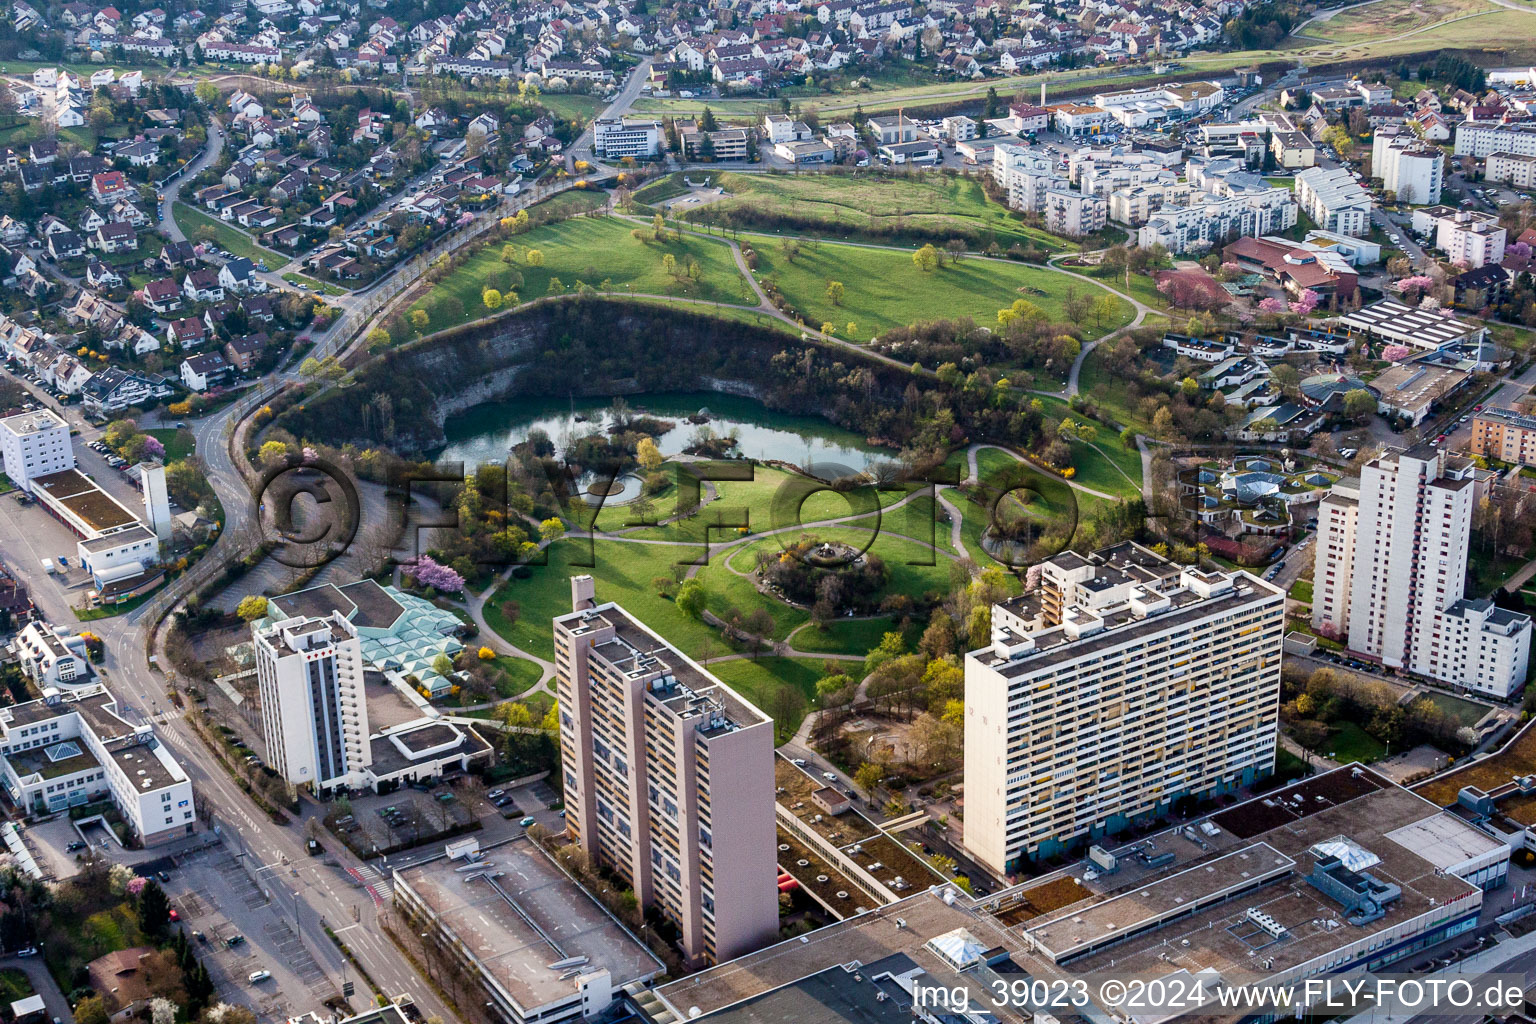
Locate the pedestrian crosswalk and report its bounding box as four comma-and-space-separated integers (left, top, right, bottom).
346, 864, 393, 907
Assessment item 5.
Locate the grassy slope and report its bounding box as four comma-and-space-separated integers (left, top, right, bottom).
693, 173, 1072, 252
749, 238, 1134, 342
173, 202, 283, 263
414, 215, 753, 333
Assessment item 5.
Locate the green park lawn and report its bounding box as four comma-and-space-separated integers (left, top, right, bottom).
412, 216, 753, 333
488, 655, 543, 698
173, 202, 284, 264
607, 465, 913, 544
1313, 721, 1388, 764
687, 173, 1074, 252
145, 427, 195, 461
749, 238, 1135, 343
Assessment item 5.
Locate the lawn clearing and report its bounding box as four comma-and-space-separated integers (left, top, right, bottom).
1421, 691, 1491, 729
283, 272, 347, 295
1304, 720, 1388, 764
749, 238, 1134, 342
173, 202, 284, 264
145, 427, 196, 461
690, 173, 1074, 252
413, 215, 752, 334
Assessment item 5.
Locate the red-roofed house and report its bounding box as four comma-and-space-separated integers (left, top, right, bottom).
91, 171, 131, 205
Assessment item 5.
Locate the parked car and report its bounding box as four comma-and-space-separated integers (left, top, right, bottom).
249, 970, 271, 984
486, 789, 505, 800
66, 840, 86, 852
157, 870, 171, 883
16, 948, 36, 957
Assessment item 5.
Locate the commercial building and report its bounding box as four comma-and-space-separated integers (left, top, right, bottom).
1454, 120, 1536, 159
962, 542, 1285, 874
555, 576, 779, 966
253, 582, 493, 792
252, 611, 373, 792
266, 580, 468, 694
1312, 446, 1531, 697
651, 767, 1495, 1024
1485, 150, 1536, 188
0, 409, 72, 493
1409, 205, 1506, 268
1368, 359, 1472, 425
1337, 299, 1486, 351
0, 687, 195, 844
1295, 166, 1373, 237
1373, 125, 1443, 204
591, 116, 663, 159
28, 464, 167, 601
393, 836, 663, 1024
1472, 406, 1536, 466
1092, 81, 1225, 122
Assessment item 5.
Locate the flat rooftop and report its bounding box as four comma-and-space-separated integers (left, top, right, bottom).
562, 603, 769, 734
0, 409, 67, 437
31, 469, 138, 534
655, 889, 1030, 1023
109, 742, 180, 791
395, 837, 661, 1011
8, 739, 102, 781
998, 768, 1479, 987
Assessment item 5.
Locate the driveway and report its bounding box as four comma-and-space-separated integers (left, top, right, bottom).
0, 954, 74, 1024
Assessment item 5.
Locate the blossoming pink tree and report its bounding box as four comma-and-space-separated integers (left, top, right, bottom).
1288, 289, 1321, 316
408, 556, 465, 594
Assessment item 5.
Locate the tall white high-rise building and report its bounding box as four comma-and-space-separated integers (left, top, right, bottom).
963, 542, 1285, 876
252, 612, 372, 791
555, 576, 778, 967
1313, 446, 1531, 697
0, 409, 74, 493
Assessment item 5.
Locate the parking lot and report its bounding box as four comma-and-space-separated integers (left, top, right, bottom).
164, 839, 349, 1024
337, 788, 481, 856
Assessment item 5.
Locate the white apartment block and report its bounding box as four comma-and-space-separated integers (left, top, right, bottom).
1313, 447, 1531, 697
1454, 121, 1536, 160
1136, 186, 1296, 255
555, 576, 778, 967
1043, 187, 1107, 238
592, 117, 662, 159
991, 143, 1069, 213
11, 621, 87, 687
1409, 205, 1506, 268
1486, 151, 1536, 189
0, 409, 74, 493
963, 543, 1285, 874
1373, 126, 1443, 205
252, 612, 372, 792
0, 687, 195, 844
1295, 166, 1373, 237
